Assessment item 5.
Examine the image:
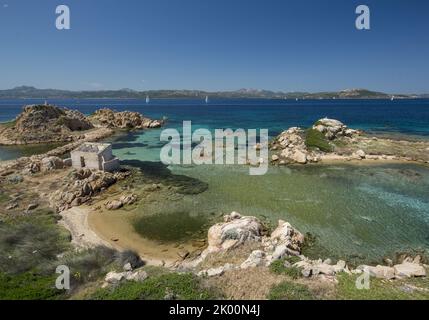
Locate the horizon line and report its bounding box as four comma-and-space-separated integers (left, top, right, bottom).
1, 85, 427, 95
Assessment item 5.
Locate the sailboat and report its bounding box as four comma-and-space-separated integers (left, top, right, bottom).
146, 95, 150, 104
205, 96, 209, 104
391, 96, 394, 101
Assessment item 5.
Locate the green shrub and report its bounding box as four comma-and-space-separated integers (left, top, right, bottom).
52, 247, 144, 287
90, 273, 220, 300
283, 267, 302, 280
305, 129, 333, 152
336, 273, 429, 300
0, 209, 70, 274
269, 257, 302, 279
268, 281, 314, 300
50, 246, 118, 287
0, 272, 63, 300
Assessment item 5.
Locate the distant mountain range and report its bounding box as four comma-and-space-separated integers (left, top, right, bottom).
0, 86, 426, 99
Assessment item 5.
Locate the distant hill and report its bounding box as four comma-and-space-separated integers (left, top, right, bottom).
0, 86, 424, 99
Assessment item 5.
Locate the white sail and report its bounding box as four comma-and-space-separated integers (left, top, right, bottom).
205, 96, 209, 103
146, 95, 150, 104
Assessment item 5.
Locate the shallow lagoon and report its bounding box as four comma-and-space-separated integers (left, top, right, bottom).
108, 128, 429, 264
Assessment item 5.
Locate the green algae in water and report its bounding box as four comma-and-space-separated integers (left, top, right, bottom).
132, 209, 209, 243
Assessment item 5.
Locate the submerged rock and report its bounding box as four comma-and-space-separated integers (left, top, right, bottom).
105, 200, 123, 210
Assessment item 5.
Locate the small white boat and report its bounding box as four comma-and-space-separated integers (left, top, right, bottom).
391, 96, 394, 101
205, 96, 209, 104
146, 95, 150, 104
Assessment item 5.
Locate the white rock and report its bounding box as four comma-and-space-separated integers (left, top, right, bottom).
354, 149, 366, 159
126, 269, 148, 282
105, 200, 123, 210
204, 212, 263, 254
123, 262, 133, 271
105, 271, 129, 284
394, 262, 426, 278
272, 244, 288, 260
312, 263, 335, 276
291, 150, 307, 164
313, 124, 326, 133
240, 250, 266, 269
359, 265, 395, 279
207, 267, 226, 277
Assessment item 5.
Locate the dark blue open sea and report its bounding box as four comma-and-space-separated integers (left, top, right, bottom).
1, 98, 429, 263
1, 98, 429, 137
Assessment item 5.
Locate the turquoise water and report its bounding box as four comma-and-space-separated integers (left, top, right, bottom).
1, 99, 429, 263
105, 127, 429, 264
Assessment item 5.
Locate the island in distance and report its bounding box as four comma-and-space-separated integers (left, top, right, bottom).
0, 86, 426, 100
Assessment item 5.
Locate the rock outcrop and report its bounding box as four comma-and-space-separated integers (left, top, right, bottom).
191, 213, 427, 282
195, 212, 304, 267
0, 104, 93, 145
270, 118, 362, 165
90, 108, 163, 129
270, 117, 429, 165
104, 269, 148, 285
203, 212, 266, 256
0, 105, 163, 146
312, 118, 359, 141
49, 168, 131, 212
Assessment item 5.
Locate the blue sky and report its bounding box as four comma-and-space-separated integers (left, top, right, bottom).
0, 0, 428, 93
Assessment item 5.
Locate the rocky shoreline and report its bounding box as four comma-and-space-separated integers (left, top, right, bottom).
0, 104, 163, 174
270, 118, 429, 165
181, 212, 427, 281
0, 104, 163, 146
1, 109, 428, 298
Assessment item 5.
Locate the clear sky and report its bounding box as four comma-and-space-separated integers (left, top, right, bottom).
0, 0, 428, 93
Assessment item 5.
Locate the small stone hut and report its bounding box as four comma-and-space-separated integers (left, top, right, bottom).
70, 143, 119, 172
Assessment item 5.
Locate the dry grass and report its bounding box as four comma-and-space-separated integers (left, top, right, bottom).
205, 267, 287, 300
197, 242, 262, 271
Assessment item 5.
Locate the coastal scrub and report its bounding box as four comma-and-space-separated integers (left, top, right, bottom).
305, 128, 333, 152
90, 273, 221, 300
268, 281, 314, 300
336, 273, 429, 300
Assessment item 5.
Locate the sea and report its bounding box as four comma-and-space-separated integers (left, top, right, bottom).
1, 98, 429, 263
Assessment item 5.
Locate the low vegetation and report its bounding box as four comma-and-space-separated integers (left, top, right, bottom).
89, 273, 221, 300
269, 256, 302, 279
268, 281, 314, 300
49, 247, 139, 289
305, 128, 333, 152
0, 272, 63, 300
335, 273, 429, 300
0, 209, 70, 275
